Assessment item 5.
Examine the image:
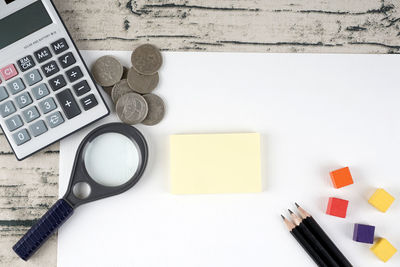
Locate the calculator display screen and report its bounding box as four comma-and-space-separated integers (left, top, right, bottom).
0, 1, 52, 50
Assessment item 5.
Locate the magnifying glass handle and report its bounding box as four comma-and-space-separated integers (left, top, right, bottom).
12, 199, 74, 261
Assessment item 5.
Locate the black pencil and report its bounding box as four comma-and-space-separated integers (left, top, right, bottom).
289, 210, 340, 267
282, 215, 328, 267
295, 203, 352, 267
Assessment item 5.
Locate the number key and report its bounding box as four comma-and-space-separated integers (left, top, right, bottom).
39, 97, 57, 114
5, 115, 23, 132
7, 78, 25, 95
34, 47, 52, 63
0, 86, 8, 102
23, 69, 42, 86
0, 100, 16, 118
41, 61, 60, 77
12, 128, 31, 146
58, 52, 76, 69
15, 92, 33, 109
31, 84, 50, 100
22, 106, 40, 123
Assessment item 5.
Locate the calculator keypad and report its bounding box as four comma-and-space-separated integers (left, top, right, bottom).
17, 56, 36, 72
23, 69, 42, 86
34, 47, 52, 63
0, 37, 101, 152
49, 74, 67, 91
15, 92, 33, 109
59, 52, 76, 69
41, 61, 59, 77
7, 78, 25, 94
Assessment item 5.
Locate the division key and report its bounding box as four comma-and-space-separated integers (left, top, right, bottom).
56, 89, 81, 119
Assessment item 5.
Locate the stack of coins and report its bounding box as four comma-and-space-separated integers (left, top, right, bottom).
91, 44, 165, 126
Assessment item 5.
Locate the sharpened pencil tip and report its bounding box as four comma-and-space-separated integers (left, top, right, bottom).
295, 202, 300, 208
288, 209, 294, 214
281, 214, 285, 220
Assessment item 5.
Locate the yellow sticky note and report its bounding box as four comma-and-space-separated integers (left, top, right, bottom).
170, 133, 262, 194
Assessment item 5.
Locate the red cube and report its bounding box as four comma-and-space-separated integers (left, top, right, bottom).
326, 197, 349, 218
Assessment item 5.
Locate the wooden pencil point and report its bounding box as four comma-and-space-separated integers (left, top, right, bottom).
281, 214, 285, 220
295, 202, 300, 208
288, 209, 294, 214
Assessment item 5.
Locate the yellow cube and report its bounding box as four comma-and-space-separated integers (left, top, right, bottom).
368, 188, 395, 212
370, 238, 397, 262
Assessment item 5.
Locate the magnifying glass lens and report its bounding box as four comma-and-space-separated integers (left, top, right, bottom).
84, 133, 140, 187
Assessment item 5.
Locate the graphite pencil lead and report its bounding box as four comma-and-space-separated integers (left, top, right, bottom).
295, 202, 300, 208
281, 214, 285, 220
288, 209, 294, 214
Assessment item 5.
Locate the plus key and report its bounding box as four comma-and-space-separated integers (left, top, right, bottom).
56, 89, 81, 119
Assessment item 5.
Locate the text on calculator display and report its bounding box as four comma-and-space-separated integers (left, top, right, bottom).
0, 1, 52, 50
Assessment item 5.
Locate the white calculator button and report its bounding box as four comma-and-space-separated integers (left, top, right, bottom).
15, 92, 33, 109
5, 114, 23, 132
46, 111, 64, 128
22, 106, 40, 123
31, 83, 50, 100
0, 100, 16, 118
12, 128, 31, 146
7, 78, 25, 95
39, 97, 57, 114
24, 69, 42, 86
29, 120, 48, 137
0, 86, 8, 102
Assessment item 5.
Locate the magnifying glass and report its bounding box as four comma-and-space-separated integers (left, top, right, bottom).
13, 123, 148, 261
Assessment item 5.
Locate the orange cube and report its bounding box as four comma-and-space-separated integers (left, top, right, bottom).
329, 167, 354, 189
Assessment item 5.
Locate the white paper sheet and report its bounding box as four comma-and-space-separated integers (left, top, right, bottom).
59, 51, 400, 267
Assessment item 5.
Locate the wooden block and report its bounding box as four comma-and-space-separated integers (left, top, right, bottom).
368, 188, 395, 212
370, 238, 397, 262
353, 223, 375, 244
326, 197, 348, 218
329, 167, 354, 188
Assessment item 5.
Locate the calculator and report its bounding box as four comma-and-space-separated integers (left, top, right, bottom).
0, 0, 109, 160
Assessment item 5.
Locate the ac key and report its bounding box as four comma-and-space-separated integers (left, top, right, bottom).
56, 89, 81, 119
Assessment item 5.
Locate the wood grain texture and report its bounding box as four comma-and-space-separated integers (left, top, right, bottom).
1, 0, 399, 266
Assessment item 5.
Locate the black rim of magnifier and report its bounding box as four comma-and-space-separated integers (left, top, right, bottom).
63, 123, 148, 208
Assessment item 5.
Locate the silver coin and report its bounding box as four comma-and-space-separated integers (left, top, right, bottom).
131, 44, 163, 75
127, 67, 159, 94
111, 79, 133, 104
122, 66, 129, 80
91, 56, 123, 87
102, 86, 113, 96
116, 93, 148, 125
142, 94, 165, 126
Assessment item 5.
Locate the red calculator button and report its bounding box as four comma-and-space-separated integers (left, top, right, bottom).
1, 64, 19, 81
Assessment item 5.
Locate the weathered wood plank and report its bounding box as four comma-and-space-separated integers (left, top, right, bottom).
1, 0, 400, 266
53, 0, 400, 53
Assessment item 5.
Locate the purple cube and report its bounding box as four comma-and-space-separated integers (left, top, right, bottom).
353, 223, 375, 244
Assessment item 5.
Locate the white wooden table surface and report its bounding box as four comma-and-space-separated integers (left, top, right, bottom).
1, 0, 399, 266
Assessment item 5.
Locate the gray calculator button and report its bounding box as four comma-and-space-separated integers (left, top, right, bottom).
5, 114, 23, 132
0, 100, 16, 118
46, 111, 64, 128
22, 106, 40, 123
15, 92, 33, 109
0, 86, 8, 102
29, 120, 48, 137
31, 83, 50, 100
12, 128, 31, 146
24, 69, 42, 86
7, 78, 25, 95
39, 97, 57, 114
